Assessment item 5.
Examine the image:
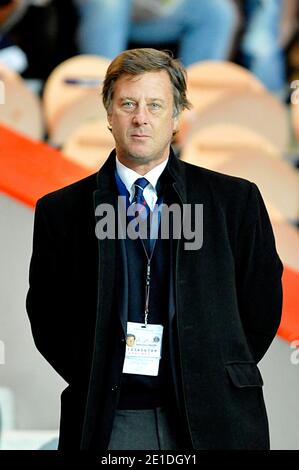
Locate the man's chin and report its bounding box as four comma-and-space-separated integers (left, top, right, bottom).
126, 152, 154, 164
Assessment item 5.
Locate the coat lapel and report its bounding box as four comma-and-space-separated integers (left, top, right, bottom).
93, 152, 129, 334
82, 152, 122, 448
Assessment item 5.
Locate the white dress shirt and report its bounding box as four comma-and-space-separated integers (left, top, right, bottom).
115, 157, 168, 211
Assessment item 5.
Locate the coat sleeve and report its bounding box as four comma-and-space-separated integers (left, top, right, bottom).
235, 182, 283, 363
26, 198, 72, 383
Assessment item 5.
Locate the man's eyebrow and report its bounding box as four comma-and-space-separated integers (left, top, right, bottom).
119, 96, 136, 101
119, 96, 165, 102
148, 98, 165, 103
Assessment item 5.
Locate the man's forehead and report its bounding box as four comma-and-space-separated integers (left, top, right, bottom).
113, 71, 172, 98
114, 70, 171, 86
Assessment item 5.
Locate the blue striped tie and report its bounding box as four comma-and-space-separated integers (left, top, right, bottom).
131, 177, 150, 219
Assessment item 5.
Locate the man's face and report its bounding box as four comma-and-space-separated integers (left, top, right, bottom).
126, 335, 135, 347
107, 71, 179, 168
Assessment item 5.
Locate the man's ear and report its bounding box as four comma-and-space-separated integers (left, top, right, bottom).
107, 113, 112, 128
173, 114, 179, 133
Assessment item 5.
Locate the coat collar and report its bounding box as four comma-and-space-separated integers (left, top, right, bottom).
166, 147, 187, 204
94, 147, 187, 204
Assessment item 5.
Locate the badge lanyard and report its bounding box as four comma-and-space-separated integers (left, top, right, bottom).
115, 170, 163, 327
140, 232, 158, 327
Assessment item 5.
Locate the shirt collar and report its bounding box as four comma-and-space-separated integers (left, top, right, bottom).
115, 156, 169, 198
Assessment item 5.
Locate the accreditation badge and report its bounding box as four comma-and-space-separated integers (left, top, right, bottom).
122, 322, 163, 376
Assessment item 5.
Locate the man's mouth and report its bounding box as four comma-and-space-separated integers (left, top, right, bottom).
130, 134, 150, 139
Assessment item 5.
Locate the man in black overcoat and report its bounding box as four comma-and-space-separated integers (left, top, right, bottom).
26, 48, 283, 450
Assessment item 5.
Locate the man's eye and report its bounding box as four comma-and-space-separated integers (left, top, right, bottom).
150, 103, 161, 109
123, 102, 135, 108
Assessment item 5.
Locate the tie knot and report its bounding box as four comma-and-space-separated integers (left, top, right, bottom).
134, 177, 149, 193
131, 177, 150, 217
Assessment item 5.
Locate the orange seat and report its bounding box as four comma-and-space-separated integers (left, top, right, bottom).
180, 123, 281, 160
43, 55, 110, 145
186, 60, 265, 111
179, 89, 289, 153
49, 91, 107, 146
0, 64, 44, 140
181, 146, 299, 222
62, 119, 114, 170
176, 60, 266, 146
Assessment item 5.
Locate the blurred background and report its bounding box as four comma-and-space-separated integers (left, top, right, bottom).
0, 0, 299, 450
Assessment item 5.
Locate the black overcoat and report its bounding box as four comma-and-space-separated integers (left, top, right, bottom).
26, 149, 283, 450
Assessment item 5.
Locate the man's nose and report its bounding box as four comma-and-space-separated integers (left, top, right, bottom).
132, 106, 149, 125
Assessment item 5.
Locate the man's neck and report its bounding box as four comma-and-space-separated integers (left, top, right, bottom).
115, 153, 169, 175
